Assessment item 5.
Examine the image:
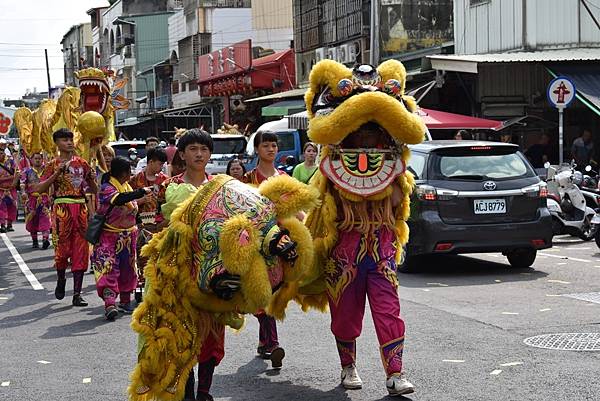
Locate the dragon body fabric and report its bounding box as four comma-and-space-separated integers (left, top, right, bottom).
129, 174, 319, 401
297, 59, 426, 310
14, 68, 115, 162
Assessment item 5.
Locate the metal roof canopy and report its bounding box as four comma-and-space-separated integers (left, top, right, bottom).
428, 48, 600, 74
159, 103, 216, 118
245, 88, 307, 103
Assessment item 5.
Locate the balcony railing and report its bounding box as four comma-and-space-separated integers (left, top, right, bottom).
153, 95, 172, 111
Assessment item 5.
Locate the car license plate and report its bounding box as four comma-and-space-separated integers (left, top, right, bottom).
474, 199, 506, 214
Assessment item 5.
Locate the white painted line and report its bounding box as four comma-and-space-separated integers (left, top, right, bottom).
547, 279, 571, 284
0, 287, 7, 290
539, 252, 590, 263
0, 297, 8, 300
37, 360, 51, 364
421, 289, 431, 292
82, 378, 92, 384
442, 359, 465, 363
595, 266, 600, 268
500, 362, 523, 367
557, 262, 567, 265
490, 369, 503, 375
501, 312, 519, 315
1, 381, 9, 387
539, 308, 552, 312
0, 233, 44, 290
426, 282, 449, 287
545, 294, 562, 297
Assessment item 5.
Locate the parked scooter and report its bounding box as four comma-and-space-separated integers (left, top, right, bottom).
578, 165, 600, 209
545, 161, 597, 241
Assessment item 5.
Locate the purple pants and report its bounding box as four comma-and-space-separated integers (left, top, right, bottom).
92, 230, 138, 306
0, 192, 17, 225
327, 229, 405, 376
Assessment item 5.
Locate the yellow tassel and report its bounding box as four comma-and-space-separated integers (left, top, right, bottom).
258, 174, 321, 219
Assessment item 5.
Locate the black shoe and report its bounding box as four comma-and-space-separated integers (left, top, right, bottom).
0, 226, 5, 233
118, 302, 136, 314
72, 294, 88, 307
54, 278, 66, 300
196, 392, 214, 401
32, 239, 39, 248
7, 225, 14, 232
257, 345, 271, 359
42, 239, 50, 250
105, 305, 118, 321
270, 347, 285, 369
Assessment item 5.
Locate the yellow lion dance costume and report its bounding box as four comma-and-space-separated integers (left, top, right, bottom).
129, 174, 319, 401
297, 60, 426, 396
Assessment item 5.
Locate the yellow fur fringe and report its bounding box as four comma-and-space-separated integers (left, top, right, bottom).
258, 174, 321, 218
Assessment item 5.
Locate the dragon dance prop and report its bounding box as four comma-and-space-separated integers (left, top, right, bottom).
296, 59, 426, 308
129, 174, 319, 401
14, 68, 124, 163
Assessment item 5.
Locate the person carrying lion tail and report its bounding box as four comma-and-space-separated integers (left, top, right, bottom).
297, 60, 426, 397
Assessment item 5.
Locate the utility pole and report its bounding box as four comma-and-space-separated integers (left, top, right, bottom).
369, 0, 380, 65
70, 43, 75, 86
44, 49, 51, 98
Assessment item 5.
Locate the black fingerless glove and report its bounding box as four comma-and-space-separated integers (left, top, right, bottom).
209, 272, 241, 300
268, 229, 298, 262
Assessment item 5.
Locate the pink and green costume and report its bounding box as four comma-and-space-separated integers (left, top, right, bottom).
20, 167, 51, 241
0, 157, 18, 227
91, 179, 139, 307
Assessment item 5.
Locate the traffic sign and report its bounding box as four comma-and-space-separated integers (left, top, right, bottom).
547, 76, 576, 109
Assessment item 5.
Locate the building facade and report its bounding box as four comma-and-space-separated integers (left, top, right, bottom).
60, 23, 94, 87
429, 0, 600, 158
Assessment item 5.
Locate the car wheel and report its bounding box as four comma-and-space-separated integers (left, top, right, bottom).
398, 246, 419, 274
506, 249, 537, 269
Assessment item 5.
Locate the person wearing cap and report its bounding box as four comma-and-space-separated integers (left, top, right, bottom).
0, 138, 19, 233
128, 147, 139, 169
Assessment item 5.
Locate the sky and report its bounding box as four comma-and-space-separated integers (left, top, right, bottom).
0, 0, 109, 100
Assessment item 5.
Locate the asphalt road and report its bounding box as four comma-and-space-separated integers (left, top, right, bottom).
1, 222, 599, 401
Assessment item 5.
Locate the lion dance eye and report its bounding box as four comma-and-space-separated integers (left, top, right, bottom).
337, 79, 354, 97
384, 79, 402, 97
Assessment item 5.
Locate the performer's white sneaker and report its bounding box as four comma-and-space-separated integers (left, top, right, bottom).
340, 365, 362, 389
386, 373, 415, 396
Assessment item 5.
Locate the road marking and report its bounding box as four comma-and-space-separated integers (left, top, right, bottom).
426, 282, 449, 287
0, 297, 8, 300
557, 262, 567, 265
442, 359, 465, 363
494, 280, 502, 283
501, 312, 519, 315
421, 289, 431, 292
545, 294, 562, 297
0, 287, 7, 291
1, 381, 9, 387
547, 279, 571, 284
595, 265, 600, 268
539, 308, 552, 312
569, 247, 591, 250
37, 360, 51, 364
490, 369, 503, 375
0, 233, 43, 290
82, 378, 92, 384
500, 361, 523, 367
539, 252, 590, 263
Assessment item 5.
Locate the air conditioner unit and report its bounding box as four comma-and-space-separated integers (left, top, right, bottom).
315, 47, 326, 62
339, 44, 350, 64
327, 47, 338, 61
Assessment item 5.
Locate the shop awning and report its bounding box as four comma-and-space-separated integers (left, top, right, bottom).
261, 100, 305, 117
547, 65, 600, 116
286, 108, 504, 131
417, 108, 504, 130
429, 48, 600, 74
